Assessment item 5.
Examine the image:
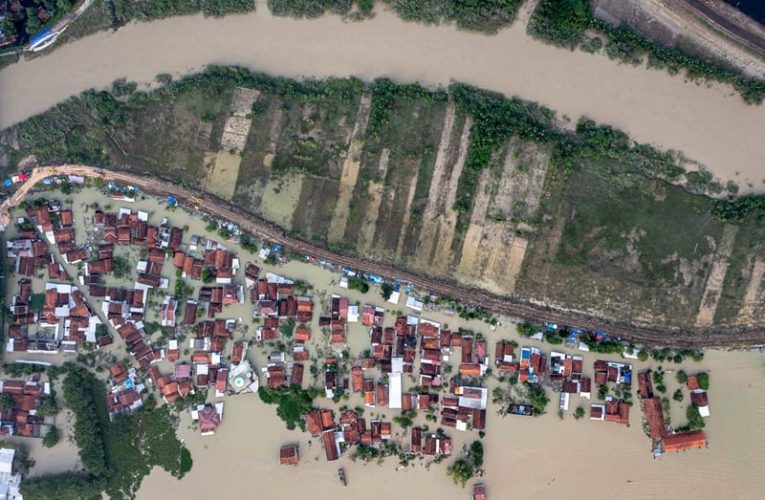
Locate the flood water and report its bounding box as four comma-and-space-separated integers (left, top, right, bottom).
3, 186, 765, 498
1, 3, 765, 191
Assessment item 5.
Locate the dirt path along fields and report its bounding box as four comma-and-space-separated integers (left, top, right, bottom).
206, 87, 260, 199
7, 165, 765, 348
328, 94, 372, 243
357, 149, 390, 254
696, 224, 739, 326
737, 258, 765, 323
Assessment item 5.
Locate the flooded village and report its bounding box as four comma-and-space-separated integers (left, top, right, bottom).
0, 177, 762, 500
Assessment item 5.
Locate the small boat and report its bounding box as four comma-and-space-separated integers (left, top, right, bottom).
472, 482, 487, 500
338, 467, 347, 486
507, 404, 535, 416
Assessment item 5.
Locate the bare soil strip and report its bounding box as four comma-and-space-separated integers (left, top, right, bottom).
328, 94, 372, 243
357, 149, 390, 254
517, 0, 541, 26
696, 224, 739, 326
457, 168, 494, 276
503, 236, 529, 293
7, 165, 765, 347
394, 164, 419, 259
415, 100, 457, 267
737, 258, 765, 323
262, 107, 285, 169
432, 118, 472, 273
206, 87, 260, 198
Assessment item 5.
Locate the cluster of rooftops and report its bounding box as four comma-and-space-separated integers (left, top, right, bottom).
2, 195, 712, 464
0, 377, 51, 439
638, 371, 709, 455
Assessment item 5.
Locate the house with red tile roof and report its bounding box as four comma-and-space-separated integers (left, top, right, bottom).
351, 367, 363, 393
642, 397, 666, 440
662, 430, 706, 453
161, 296, 177, 327
279, 444, 299, 465
423, 433, 452, 456
291, 363, 304, 387
183, 300, 198, 325
306, 409, 323, 436
599, 397, 630, 425
266, 366, 287, 389
215, 369, 228, 398
194, 403, 223, 436
322, 431, 340, 461
294, 326, 311, 343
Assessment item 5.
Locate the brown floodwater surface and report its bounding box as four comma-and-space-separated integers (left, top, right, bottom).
1, 4, 765, 191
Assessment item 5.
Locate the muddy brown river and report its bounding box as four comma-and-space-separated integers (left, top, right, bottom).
1, 4, 765, 191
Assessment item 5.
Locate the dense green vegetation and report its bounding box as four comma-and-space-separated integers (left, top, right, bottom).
696, 372, 709, 390
109, 0, 255, 26
268, 0, 373, 19
347, 276, 370, 293
63, 367, 109, 478
380, 283, 394, 300
523, 382, 549, 415
22, 473, 105, 500
528, 0, 591, 48
451, 82, 557, 215
25, 367, 191, 500
712, 195, 765, 221
685, 405, 705, 430
394, 0, 523, 33
446, 440, 483, 486
366, 78, 446, 141
528, 0, 765, 104
258, 385, 319, 430
42, 426, 60, 448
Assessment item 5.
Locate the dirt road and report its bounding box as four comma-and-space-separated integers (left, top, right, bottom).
4, 165, 765, 348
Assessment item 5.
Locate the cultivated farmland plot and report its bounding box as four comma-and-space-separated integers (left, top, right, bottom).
4, 68, 765, 331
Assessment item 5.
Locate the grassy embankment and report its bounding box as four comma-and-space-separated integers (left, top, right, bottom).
4, 67, 765, 326
527, 0, 765, 104
4, 0, 524, 64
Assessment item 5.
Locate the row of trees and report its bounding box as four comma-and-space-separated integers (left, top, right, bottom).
267, 0, 373, 19
258, 385, 320, 430
393, 0, 523, 33
528, 0, 765, 104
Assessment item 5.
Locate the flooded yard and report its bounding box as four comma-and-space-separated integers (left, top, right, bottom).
3, 185, 765, 498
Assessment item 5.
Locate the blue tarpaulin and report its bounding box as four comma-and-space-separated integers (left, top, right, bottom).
28, 28, 53, 46
3, 179, 12, 187
167, 196, 177, 206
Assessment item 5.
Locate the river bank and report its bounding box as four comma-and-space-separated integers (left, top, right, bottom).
1, 7, 765, 192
